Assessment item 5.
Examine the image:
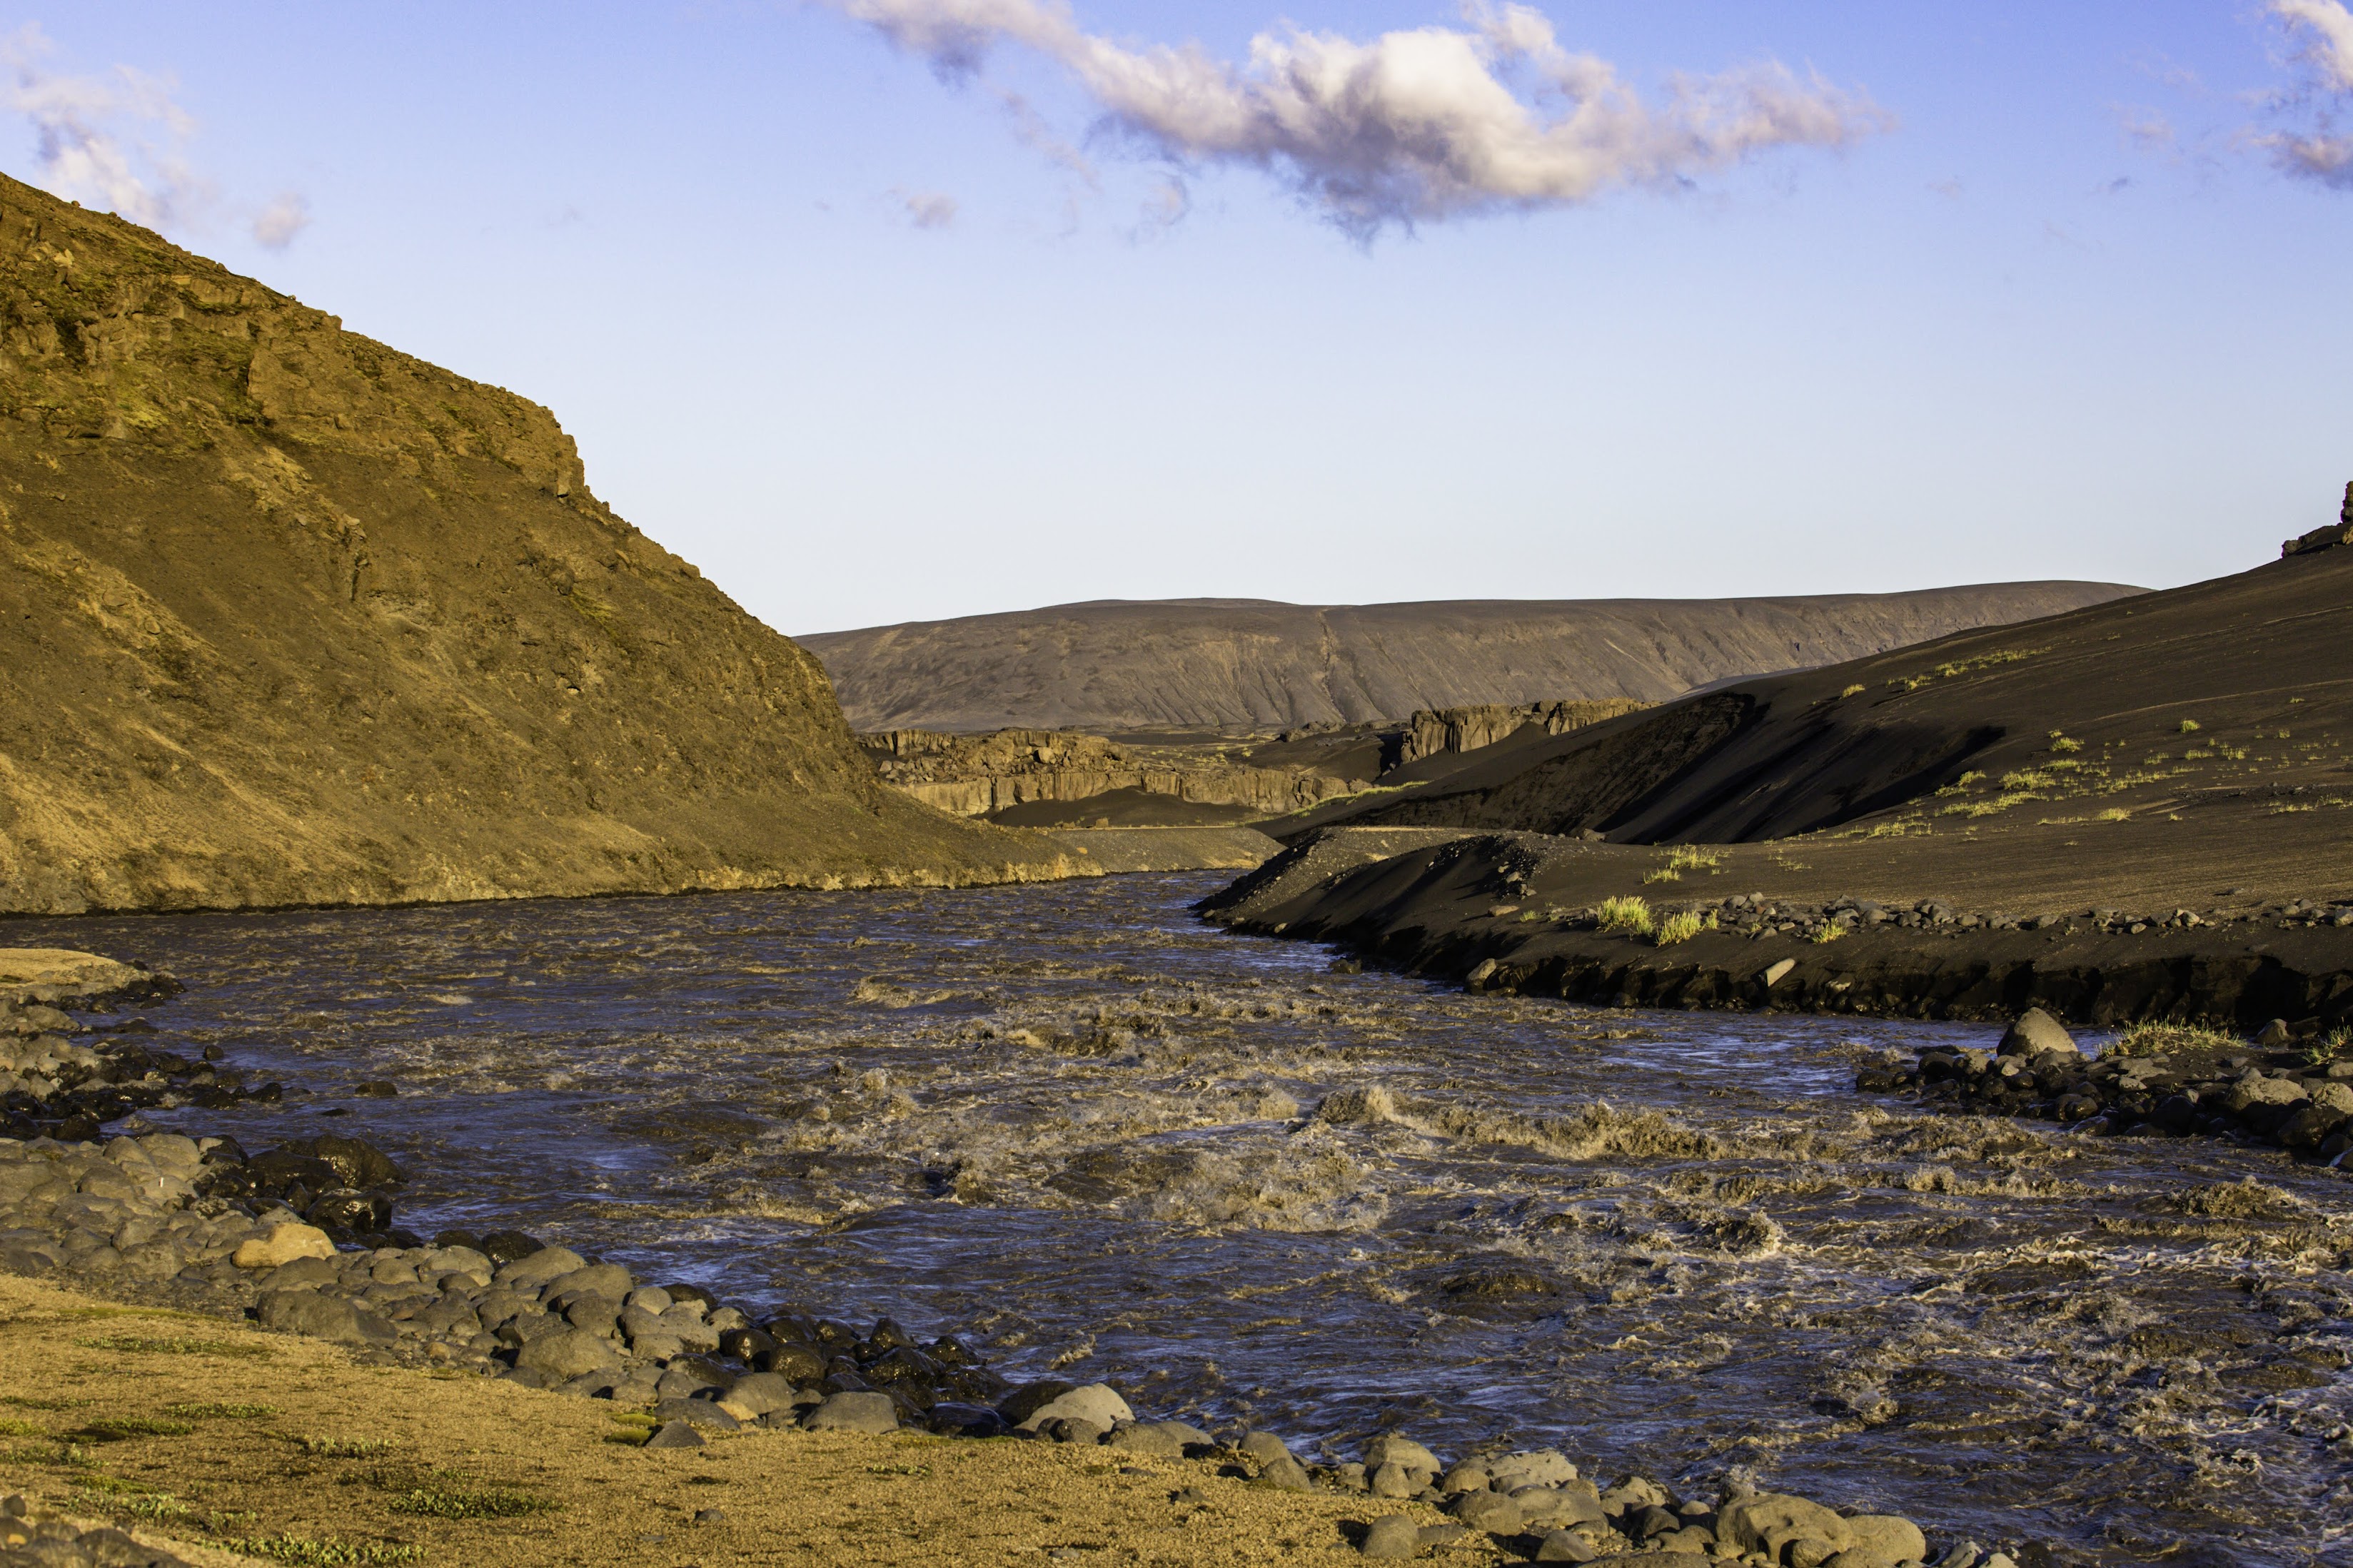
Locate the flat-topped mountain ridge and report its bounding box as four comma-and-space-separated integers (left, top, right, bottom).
802, 584, 2144, 734
0, 173, 1067, 914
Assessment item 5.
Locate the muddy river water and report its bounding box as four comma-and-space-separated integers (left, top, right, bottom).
15, 874, 2351, 1564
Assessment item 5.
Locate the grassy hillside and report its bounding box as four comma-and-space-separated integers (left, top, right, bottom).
0, 175, 1075, 913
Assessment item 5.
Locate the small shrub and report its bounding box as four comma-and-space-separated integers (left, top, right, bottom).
2177, 719, 2201, 734
165, 1402, 279, 1419
1666, 845, 1722, 871
1810, 924, 1846, 945
1596, 896, 1654, 936
1655, 911, 1715, 945
2049, 733, 2083, 752
0, 1419, 41, 1437
2096, 808, 2132, 822
2000, 769, 2055, 789
1641, 869, 1681, 884
1840, 684, 1865, 698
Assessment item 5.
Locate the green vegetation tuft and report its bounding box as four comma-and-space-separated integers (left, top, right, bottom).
2108, 1023, 2240, 1058
1641, 868, 1680, 884
76, 1335, 266, 1358
2048, 733, 2083, 753
79, 1415, 195, 1440
1596, 896, 1654, 936
1840, 683, 1865, 699
218, 1536, 425, 1566
2177, 718, 2201, 734
1810, 924, 1846, 945
0, 1418, 41, 1437
166, 1401, 280, 1419
294, 1436, 395, 1458
1655, 910, 1716, 946
387, 1486, 558, 1519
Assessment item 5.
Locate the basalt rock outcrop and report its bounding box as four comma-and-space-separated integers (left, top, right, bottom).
0, 173, 1073, 914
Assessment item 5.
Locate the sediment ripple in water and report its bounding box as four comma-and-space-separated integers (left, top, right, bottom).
12, 875, 2351, 1564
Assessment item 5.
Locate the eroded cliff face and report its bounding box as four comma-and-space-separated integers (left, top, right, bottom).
0, 175, 1074, 913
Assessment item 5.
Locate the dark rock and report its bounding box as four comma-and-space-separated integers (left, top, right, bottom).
478, 1229, 544, 1264
1361, 1516, 1422, 1559
997, 1380, 1079, 1426
805, 1391, 900, 1434
643, 1421, 705, 1450
256, 1288, 394, 1346
926, 1402, 1007, 1438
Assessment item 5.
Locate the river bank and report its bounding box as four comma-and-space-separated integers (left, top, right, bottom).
1206, 831, 2353, 1030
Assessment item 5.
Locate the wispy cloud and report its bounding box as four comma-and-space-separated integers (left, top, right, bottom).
899, 188, 959, 228
2257, 0, 2353, 187
0, 24, 315, 244
823, 0, 1891, 239
252, 191, 310, 248
0, 23, 209, 228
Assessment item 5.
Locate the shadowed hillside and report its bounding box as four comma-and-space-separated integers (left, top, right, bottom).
0, 175, 1074, 914
801, 585, 2144, 734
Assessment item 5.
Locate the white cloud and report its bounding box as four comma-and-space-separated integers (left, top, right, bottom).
900, 188, 959, 228
2273, 0, 2353, 91
252, 191, 310, 248
0, 24, 208, 228
825, 0, 1890, 238
2261, 0, 2353, 186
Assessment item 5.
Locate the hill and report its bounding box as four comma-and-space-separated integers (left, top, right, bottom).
1206, 501, 2353, 1027
0, 175, 1075, 914
800, 585, 2145, 734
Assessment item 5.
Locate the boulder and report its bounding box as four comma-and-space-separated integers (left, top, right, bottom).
1104, 1421, 1189, 1461
256, 1289, 393, 1346
1449, 1490, 1523, 1534
723, 1372, 802, 1417
805, 1392, 900, 1434
1488, 1450, 1578, 1491
495, 1245, 587, 1288
233, 1222, 336, 1270
1362, 1433, 1441, 1478
1361, 1517, 1421, 1560
1718, 1494, 1853, 1557
1012, 1383, 1132, 1434
643, 1421, 705, 1450
515, 1328, 620, 1381
1843, 1516, 1929, 1567
1997, 1008, 2077, 1058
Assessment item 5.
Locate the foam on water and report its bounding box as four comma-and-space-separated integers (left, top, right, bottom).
14, 874, 2352, 1565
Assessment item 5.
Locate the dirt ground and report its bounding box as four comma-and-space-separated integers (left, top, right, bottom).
0, 1275, 1418, 1567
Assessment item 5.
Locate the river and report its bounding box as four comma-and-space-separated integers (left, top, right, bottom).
14, 874, 2350, 1564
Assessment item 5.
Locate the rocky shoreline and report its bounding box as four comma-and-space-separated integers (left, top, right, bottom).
3, 955, 2036, 1565
1205, 832, 2353, 1029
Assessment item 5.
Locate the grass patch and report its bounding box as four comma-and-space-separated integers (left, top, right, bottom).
1840, 684, 1865, 699
218, 1536, 425, 1566
2000, 769, 2056, 789
0, 1418, 42, 1437
165, 1401, 280, 1419
1596, 896, 1654, 937
2049, 733, 2082, 752
81, 1488, 193, 1522
76, 1335, 267, 1358
1, 1397, 91, 1410
2108, 1023, 2242, 1058
387, 1486, 558, 1519
1665, 845, 1721, 871
2300, 1028, 2353, 1068
1655, 911, 1716, 946
2096, 808, 2132, 821
1810, 924, 1847, 945
294, 1436, 395, 1458
1641, 868, 1681, 884
78, 1415, 196, 1440
2177, 719, 2201, 733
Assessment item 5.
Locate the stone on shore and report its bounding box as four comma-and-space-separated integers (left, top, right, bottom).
1997, 1008, 2077, 1057
1013, 1382, 1132, 1434
256, 1288, 393, 1346
515, 1327, 623, 1380
805, 1391, 900, 1434
232, 1220, 337, 1270
643, 1421, 705, 1450
1361, 1516, 1423, 1559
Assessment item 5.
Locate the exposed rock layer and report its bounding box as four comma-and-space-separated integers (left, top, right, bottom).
0, 175, 1073, 914
803, 585, 2144, 734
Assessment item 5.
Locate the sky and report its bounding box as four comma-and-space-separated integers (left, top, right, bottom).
4, 2, 2351, 635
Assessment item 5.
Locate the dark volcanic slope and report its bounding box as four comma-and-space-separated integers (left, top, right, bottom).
0, 176, 1072, 914
1286, 525, 2353, 854
802, 585, 2143, 733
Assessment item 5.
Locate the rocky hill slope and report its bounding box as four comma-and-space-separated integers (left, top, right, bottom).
802, 585, 2144, 734
0, 175, 1073, 914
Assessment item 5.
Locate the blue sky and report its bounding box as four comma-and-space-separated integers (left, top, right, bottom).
8, 2, 2352, 634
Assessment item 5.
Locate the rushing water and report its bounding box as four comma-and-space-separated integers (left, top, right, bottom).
10, 875, 2351, 1564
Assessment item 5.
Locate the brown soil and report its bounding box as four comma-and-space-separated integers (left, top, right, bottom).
0, 1274, 1393, 1567
0, 174, 1077, 916
802, 586, 2141, 733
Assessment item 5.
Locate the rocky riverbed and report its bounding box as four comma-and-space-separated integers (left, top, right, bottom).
2, 880, 2350, 1565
